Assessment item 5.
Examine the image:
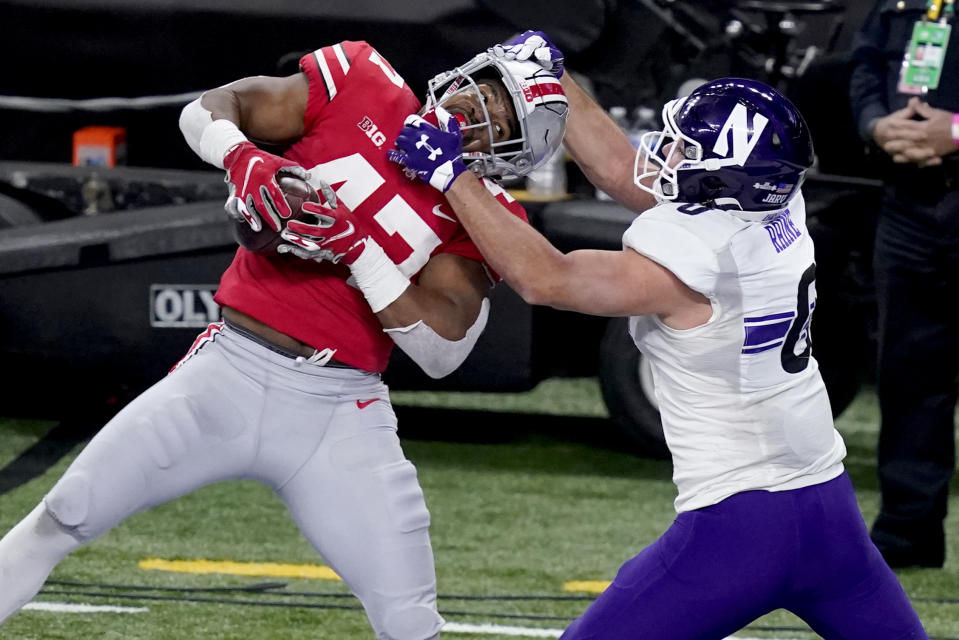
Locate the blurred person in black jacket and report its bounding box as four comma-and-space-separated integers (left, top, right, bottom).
849, 0, 959, 569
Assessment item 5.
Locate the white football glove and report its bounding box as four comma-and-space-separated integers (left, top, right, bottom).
491, 30, 564, 77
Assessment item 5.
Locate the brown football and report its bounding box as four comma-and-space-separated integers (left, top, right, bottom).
232, 175, 321, 254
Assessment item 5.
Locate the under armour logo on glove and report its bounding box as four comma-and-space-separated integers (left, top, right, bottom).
387, 107, 467, 192
416, 135, 443, 161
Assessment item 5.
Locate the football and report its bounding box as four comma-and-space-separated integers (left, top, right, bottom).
232, 175, 321, 254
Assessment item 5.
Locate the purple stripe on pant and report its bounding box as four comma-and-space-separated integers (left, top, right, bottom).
560, 473, 927, 640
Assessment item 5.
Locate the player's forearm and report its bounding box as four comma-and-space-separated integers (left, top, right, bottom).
181, 76, 308, 161
378, 295, 490, 379
560, 75, 656, 213
367, 254, 492, 379
559, 74, 624, 187
197, 87, 242, 123
347, 244, 488, 341
179, 89, 247, 168
375, 284, 483, 341
445, 174, 570, 307
340, 240, 488, 379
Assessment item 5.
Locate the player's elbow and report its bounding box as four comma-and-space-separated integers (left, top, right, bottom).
511, 278, 562, 308
178, 98, 207, 151
398, 334, 473, 379
506, 262, 570, 308
419, 354, 467, 379
385, 299, 490, 379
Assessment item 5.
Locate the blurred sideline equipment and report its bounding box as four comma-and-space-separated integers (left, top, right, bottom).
72, 126, 126, 167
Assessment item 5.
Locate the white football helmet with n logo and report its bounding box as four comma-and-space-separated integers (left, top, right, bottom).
636, 77, 815, 222
426, 51, 568, 178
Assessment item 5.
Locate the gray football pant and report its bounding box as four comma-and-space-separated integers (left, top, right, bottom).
0, 324, 443, 640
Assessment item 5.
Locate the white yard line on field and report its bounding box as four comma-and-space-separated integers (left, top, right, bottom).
25, 601, 148, 614
22, 601, 807, 640
442, 621, 565, 637
441, 621, 802, 640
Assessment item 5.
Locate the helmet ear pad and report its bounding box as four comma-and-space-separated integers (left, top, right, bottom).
678, 172, 727, 202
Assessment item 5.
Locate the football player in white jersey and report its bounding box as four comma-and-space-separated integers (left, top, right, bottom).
386, 33, 929, 639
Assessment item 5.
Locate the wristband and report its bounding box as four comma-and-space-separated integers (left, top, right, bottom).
349, 239, 411, 313
199, 118, 249, 169
952, 113, 959, 147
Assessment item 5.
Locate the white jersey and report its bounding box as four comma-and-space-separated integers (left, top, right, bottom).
624, 193, 846, 512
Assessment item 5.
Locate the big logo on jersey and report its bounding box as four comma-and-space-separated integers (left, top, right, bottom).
357, 116, 387, 148
713, 104, 768, 167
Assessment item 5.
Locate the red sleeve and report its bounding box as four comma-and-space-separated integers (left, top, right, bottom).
298, 41, 372, 132
439, 180, 528, 283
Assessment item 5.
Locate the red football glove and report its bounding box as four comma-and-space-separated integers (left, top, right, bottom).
279, 201, 369, 266
223, 141, 309, 233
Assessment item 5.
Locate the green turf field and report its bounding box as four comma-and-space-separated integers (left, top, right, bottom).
0, 379, 957, 639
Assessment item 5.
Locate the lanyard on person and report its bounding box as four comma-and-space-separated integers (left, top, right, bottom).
898, 0, 954, 94
926, 0, 954, 20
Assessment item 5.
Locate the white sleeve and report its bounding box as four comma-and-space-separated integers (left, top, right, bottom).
384, 298, 490, 379
178, 97, 214, 160
178, 96, 247, 169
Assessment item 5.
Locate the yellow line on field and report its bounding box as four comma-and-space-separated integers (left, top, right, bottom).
138, 558, 342, 581
563, 580, 610, 594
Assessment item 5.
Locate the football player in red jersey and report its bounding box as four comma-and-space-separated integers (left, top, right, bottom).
0, 41, 566, 640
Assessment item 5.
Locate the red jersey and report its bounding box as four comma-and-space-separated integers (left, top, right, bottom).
215, 41, 528, 372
